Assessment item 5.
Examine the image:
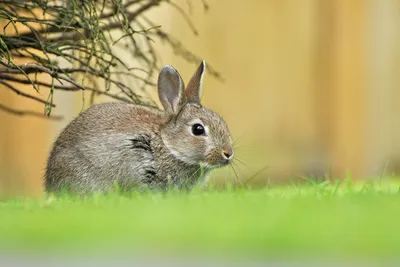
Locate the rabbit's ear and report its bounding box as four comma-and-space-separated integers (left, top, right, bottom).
158, 65, 185, 114
185, 60, 206, 103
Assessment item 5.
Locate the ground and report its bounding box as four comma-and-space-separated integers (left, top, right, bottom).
1, 179, 400, 265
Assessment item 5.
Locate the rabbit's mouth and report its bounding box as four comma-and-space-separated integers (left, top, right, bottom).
204, 148, 234, 168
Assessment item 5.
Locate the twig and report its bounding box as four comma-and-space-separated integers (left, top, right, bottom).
0, 80, 55, 107
0, 73, 132, 102
0, 103, 63, 120
0, 63, 84, 89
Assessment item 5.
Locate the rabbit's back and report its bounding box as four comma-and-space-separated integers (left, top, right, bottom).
45, 102, 168, 193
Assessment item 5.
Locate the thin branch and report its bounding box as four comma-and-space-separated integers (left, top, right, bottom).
101, 0, 163, 32
0, 80, 55, 107
0, 63, 84, 89
0, 103, 63, 120
0, 73, 132, 102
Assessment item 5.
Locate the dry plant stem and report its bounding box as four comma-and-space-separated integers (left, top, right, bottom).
0, 0, 217, 119
0, 103, 63, 120
0, 73, 131, 103
0, 64, 84, 89
0, 80, 55, 107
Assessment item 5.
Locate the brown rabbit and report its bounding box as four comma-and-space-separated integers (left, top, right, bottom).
45, 61, 234, 194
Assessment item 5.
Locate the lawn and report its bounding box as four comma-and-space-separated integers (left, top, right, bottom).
1, 179, 400, 261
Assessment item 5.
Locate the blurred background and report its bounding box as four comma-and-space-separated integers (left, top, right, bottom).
1, 0, 400, 196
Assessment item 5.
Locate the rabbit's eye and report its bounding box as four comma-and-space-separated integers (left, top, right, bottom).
191, 123, 205, 136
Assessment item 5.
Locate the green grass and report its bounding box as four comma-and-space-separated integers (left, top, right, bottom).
1, 179, 400, 260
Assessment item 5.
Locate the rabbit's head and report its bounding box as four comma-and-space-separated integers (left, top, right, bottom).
158, 61, 233, 168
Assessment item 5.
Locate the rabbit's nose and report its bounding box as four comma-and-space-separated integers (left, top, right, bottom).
223, 151, 233, 159
221, 145, 234, 161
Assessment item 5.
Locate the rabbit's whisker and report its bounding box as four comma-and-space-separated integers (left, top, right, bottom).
233, 157, 252, 174
232, 132, 246, 146
232, 161, 246, 182
233, 144, 254, 153
233, 157, 247, 166
229, 162, 243, 187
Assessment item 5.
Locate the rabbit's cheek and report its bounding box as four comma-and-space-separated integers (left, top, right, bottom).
204, 148, 223, 167
186, 138, 206, 159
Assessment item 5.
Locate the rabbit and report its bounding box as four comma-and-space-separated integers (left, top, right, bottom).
45, 61, 234, 194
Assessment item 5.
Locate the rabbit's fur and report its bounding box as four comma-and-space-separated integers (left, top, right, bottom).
45, 61, 234, 194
